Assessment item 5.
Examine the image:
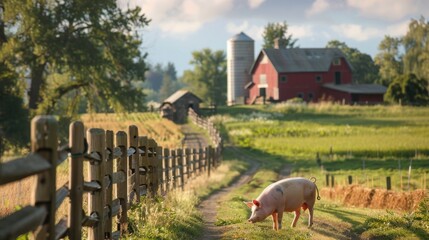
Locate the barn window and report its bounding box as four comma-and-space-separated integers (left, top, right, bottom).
333, 58, 341, 66
315, 75, 322, 83
297, 93, 304, 99
308, 93, 314, 101
260, 74, 267, 84
280, 75, 287, 82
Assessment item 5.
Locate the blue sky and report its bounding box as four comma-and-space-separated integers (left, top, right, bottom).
118, 0, 429, 76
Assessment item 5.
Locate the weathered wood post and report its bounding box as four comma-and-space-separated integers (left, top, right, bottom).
163, 148, 170, 193
138, 136, 148, 196
386, 176, 392, 190
348, 176, 353, 185
185, 148, 191, 181
198, 148, 203, 175
105, 130, 114, 238
207, 146, 211, 177
171, 149, 177, 189
116, 131, 128, 235
128, 125, 139, 203
87, 128, 106, 240
31, 116, 58, 240
326, 174, 330, 187
156, 146, 163, 194
148, 139, 159, 195
192, 148, 203, 177
177, 149, 185, 191
192, 148, 197, 178
330, 175, 335, 188
68, 121, 84, 240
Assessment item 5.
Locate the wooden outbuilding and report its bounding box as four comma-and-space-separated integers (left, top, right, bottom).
160, 90, 202, 123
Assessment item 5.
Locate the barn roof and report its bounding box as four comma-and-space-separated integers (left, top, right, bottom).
162, 90, 202, 105
323, 83, 387, 94
251, 48, 352, 73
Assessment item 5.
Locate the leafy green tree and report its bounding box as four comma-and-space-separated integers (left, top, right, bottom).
374, 36, 403, 86
403, 17, 429, 84
262, 21, 297, 49
384, 73, 429, 105
0, 63, 29, 154
326, 40, 379, 84
1, 0, 149, 114
181, 49, 227, 106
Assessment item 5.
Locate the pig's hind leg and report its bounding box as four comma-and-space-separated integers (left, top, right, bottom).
291, 209, 301, 227
307, 205, 314, 228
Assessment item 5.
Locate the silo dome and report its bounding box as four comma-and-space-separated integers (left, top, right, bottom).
227, 32, 254, 106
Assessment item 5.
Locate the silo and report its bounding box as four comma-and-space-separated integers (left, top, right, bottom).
227, 32, 254, 106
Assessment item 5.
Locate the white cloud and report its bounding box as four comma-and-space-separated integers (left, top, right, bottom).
306, 0, 330, 16
118, 0, 233, 34
346, 0, 419, 21
226, 21, 264, 40
289, 25, 314, 38
248, 0, 266, 9
332, 24, 379, 41
385, 21, 409, 37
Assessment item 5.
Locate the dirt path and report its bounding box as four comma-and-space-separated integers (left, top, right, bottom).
197, 147, 262, 239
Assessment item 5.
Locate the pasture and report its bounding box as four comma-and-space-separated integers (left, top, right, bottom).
211, 103, 429, 239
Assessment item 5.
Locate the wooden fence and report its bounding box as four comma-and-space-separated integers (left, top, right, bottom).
0, 113, 222, 239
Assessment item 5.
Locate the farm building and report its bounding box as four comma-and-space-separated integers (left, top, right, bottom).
237, 37, 387, 105
160, 90, 202, 123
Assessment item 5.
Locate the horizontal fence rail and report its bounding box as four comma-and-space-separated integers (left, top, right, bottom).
0, 112, 222, 239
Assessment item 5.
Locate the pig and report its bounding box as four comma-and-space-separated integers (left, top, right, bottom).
244, 177, 320, 230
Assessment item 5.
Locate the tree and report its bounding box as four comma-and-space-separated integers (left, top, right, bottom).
0, 63, 29, 154
181, 49, 227, 106
262, 21, 297, 49
374, 36, 403, 86
326, 40, 379, 84
384, 73, 429, 105
1, 0, 150, 114
402, 17, 429, 84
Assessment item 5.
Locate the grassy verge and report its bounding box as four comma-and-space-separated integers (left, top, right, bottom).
211, 104, 429, 239
126, 148, 248, 239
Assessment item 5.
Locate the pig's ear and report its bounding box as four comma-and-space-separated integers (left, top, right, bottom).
253, 199, 261, 208
244, 201, 253, 208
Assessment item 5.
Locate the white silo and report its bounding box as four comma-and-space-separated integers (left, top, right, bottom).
227, 32, 254, 106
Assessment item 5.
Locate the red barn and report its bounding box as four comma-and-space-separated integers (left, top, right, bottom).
245, 47, 386, 104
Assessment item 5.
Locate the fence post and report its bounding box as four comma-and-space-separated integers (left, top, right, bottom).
87, 128, 106, 240
325, 174, 329, 187
164, 148, 170, 193
330, 175, 335, 188
198, 148, 203, 175
185, 148, 191, 181
31, 116, 58, 240
69, 121, 84, 240
148, 139, 159, 195
128, 125, 139, 203
386, 176, 392, 190
138, 136, 148, 196
171, 149, 177, 189
156, 146, 163, 195
177, 149, 185, 191
207, 146, 211, 177
105, 130, 114, 238
348, 176, 353, 185
192, 149, 197, 178
116, 131, 128, 235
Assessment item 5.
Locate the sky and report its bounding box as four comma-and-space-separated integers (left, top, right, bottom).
117, 0, 429, 76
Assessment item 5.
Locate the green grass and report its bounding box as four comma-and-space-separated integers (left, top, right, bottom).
211, 104, 429, 239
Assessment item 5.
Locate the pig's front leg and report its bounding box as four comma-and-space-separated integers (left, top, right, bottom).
277, 211, 284, 229
271, 212, 278, 230
291, 209, 301, 227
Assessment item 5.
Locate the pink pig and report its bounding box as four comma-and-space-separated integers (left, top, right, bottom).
245, 177, 320, 230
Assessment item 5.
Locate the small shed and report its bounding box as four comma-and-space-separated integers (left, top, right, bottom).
160, 90, 202, 123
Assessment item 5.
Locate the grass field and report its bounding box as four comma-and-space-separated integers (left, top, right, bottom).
210, 103, 429, 239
